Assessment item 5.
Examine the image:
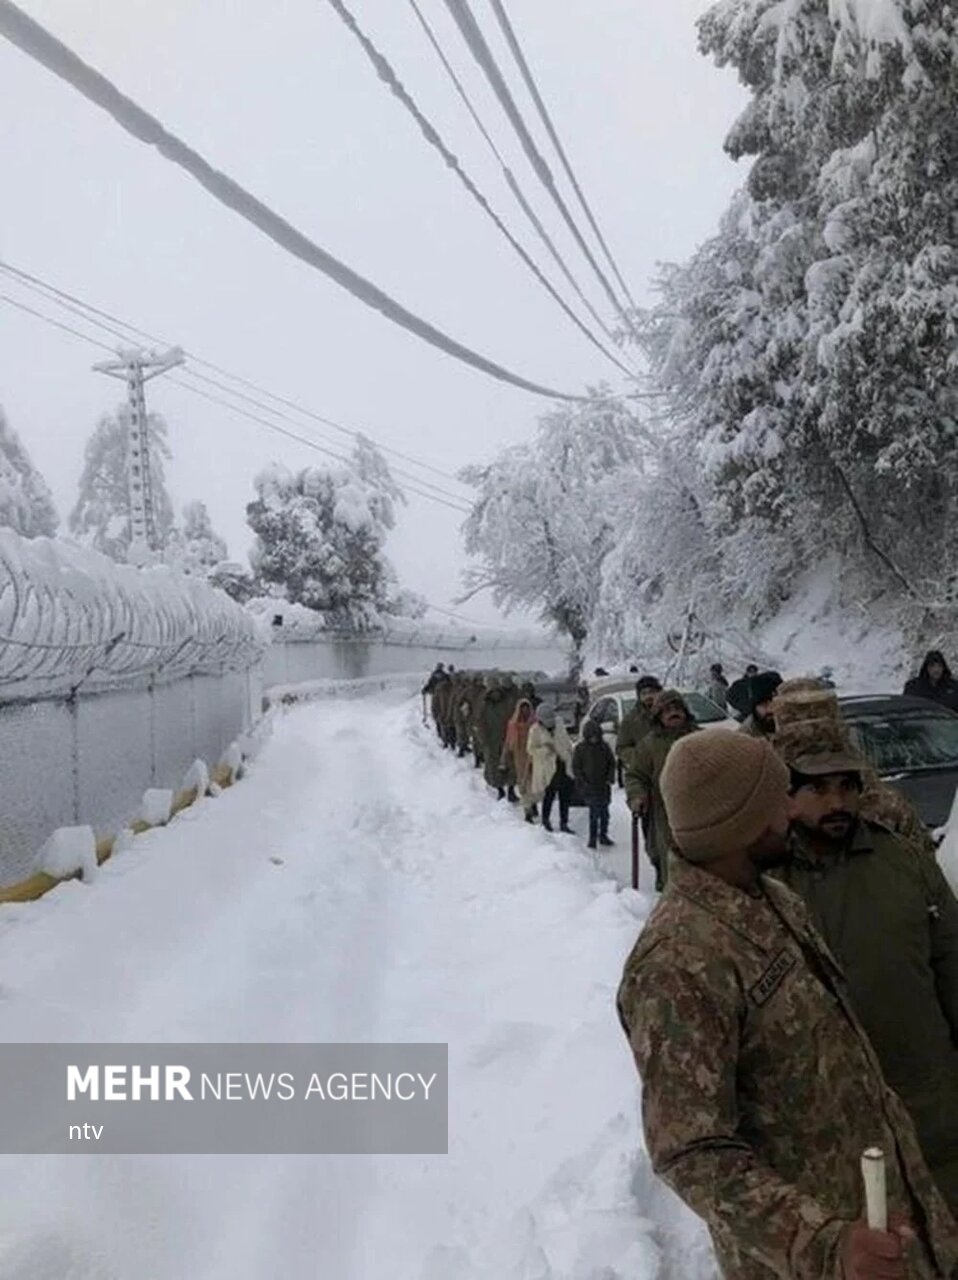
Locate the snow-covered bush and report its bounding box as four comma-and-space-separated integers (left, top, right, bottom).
166, 500, 228, 577
246, 437, 409, 631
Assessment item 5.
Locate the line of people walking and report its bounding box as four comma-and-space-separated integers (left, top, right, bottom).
421, 663, 616, 850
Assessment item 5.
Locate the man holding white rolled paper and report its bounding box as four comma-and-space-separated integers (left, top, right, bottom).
777, 718, 958, 1219
617, 730, 958, 1279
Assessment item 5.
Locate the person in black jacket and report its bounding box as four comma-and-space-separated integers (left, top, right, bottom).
573, 720, 616, 850
905, 650, 958, 712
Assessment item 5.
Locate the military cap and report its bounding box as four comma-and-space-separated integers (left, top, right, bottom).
775, 718, 864, 778
772, 679, 841, 730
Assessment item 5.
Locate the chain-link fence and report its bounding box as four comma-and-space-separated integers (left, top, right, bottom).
0, 533, 265, 888
263, 632, 570, 688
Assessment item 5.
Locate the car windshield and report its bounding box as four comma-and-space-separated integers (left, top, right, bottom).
619, 692, 726, 724
683, 692, 727, 724
850, 712, 958, 773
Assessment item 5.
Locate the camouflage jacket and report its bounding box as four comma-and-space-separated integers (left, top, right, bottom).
617, 857, 958, 1280
859, 766, 938, 859
779, 821, 958, 1216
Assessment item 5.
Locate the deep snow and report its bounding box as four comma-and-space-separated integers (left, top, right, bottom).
0, 691, 714, 1280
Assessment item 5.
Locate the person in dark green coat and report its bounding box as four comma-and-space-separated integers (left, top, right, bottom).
478, 677, 517, 800
624, 690, 698, 890
737, 670, 782, 740
616, 676, 662, 772
777, 718, 958, 1219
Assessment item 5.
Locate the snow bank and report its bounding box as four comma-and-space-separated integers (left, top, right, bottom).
266, 673, 424, 705
755, 566, 909, 693
591, 566, 910, 695
37, 825, 97, 881
139, 789, 173, 827
0, 528, 264, 702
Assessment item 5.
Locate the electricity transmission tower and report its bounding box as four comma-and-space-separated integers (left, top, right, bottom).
93, 346, 184, 567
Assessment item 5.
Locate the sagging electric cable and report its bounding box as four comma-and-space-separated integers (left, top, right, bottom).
0, 0, 581, 402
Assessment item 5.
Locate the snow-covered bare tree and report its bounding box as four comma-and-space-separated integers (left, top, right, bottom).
167, 500, 229, 576
0, 404, 58, 537
460, 390, 644, 664
246, 437, 408, 630
69, 406, 175, 562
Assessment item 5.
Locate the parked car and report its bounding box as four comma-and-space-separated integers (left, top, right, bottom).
580, 679, 737, 755
534, 677, 590, 737
839, 695, 958, 833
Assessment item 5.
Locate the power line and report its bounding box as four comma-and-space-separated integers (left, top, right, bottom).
325, 0, 633, 379
0, 257, 471, 492
1, 260, 471, 506
0, 289, 474, 514
0, 291, 115, 353
486, 0, 639, 313
0, 0, 580, 403
407, 0, 626, 358
167, 374, 473, 514
440, 0, 636, 334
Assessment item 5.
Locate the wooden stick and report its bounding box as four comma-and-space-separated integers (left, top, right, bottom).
631, 811, 640, 891
861, 1147, 887, 1232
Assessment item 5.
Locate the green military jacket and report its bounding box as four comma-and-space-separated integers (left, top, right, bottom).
617, 857, 958, 1280
616, 704, 654, 770
779, 821, 958, 1216
478, 687, 516, 788
624, 724, 697, 874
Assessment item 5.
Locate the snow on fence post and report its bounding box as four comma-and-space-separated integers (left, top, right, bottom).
0, 531, 266, 888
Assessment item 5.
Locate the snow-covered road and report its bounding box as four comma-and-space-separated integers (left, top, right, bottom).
0, 693, 713, 1280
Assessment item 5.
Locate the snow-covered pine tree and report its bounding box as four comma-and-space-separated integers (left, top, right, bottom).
0, 404, 58, 537
168, 500, 229, 576
69, 406, 176, 562
460, 390, 643, 664
246, 438, 407, 630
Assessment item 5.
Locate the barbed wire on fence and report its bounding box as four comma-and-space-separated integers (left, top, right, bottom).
0, 530, 264, 703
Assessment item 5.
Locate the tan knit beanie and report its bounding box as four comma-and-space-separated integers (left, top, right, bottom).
660, 730, 789, 863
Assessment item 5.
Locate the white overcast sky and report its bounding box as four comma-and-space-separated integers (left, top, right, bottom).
0, 0, 746, 626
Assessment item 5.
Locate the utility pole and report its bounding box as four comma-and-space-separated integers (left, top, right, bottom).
93, 346, 184, 567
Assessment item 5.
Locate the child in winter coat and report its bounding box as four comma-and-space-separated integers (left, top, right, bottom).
573, 719, 616, 850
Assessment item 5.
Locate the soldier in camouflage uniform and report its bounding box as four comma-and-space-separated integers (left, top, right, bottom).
617, 729, 958, 1280
772, 679, 937, 859
775, 717, 958, 1218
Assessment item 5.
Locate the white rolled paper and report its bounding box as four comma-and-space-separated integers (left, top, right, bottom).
861, 1146, 887, 1232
